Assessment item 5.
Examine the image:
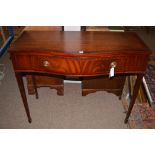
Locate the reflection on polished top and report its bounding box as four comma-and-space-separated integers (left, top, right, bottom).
9, 31, 151, 55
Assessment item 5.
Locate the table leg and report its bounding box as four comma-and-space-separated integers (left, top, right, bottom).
124, 74, 143, 123
15, 72, 32, 123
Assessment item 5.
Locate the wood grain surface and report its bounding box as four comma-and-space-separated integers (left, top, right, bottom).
9, 31, 150, 54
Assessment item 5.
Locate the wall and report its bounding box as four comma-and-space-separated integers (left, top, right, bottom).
64, 26, 81, 31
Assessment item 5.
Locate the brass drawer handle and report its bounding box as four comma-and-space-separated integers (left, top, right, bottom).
109, 61, 117, 78
110, 61, 117, 68
43, 60, 50, 67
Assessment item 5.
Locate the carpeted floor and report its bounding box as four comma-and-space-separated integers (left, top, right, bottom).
0, 53, 127, 129
122, 98, 155, 129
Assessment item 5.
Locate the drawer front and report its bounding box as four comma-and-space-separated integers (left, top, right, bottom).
79, 58, 121, 75
12, 53, 148, 76
13, 54, 82, 75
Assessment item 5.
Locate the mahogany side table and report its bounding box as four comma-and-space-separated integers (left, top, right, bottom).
8, 31, 151, 123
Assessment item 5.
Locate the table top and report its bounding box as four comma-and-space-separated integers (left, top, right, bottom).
9, 31, 151, 55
